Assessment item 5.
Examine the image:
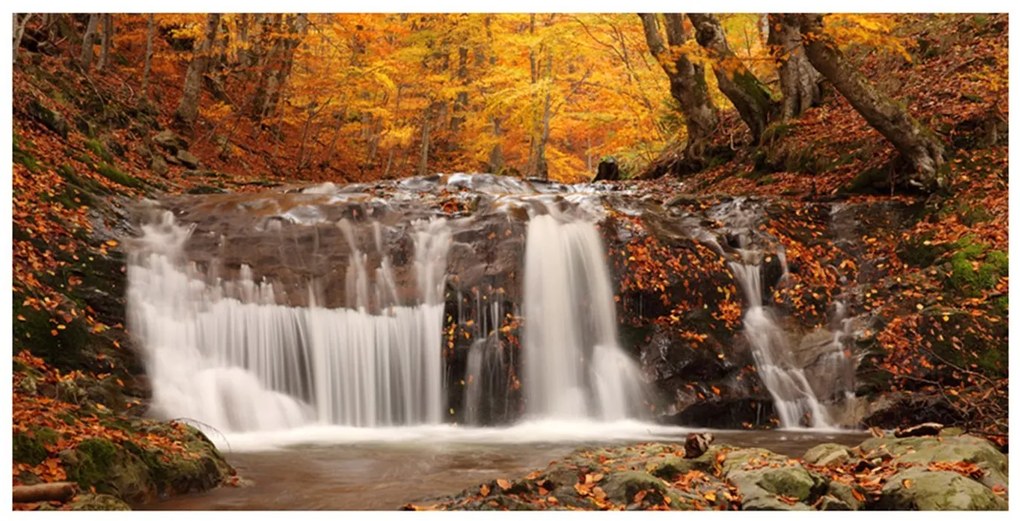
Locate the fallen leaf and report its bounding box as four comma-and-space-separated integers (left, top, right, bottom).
496, 478, 511, 491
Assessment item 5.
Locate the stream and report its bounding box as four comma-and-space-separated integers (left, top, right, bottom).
142, 424, 868, 510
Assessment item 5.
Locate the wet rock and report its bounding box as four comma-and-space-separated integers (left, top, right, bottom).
825, 480, 864, 510
672, 398, 776, 429
803, 443, 852, 467
877, 467, 1006, 510
722, 448, 826, 510
895, 422, 944, 438
600, 470, 674, 505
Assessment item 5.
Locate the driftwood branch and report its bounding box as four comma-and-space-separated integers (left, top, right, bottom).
13, 482, 78, 503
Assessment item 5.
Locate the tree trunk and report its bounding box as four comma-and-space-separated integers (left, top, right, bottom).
80, 14, 99, 69
768, 14, 822, 120
798, 14, 946, 191
688, 13, 775, 142
96, 14, 112, 71
418, 110, 431, 176
13, 13, 33, 63
638, 13, 718, 172
488, 117, 504, 174
174, 13, 221, 131
142, 14, 155, 98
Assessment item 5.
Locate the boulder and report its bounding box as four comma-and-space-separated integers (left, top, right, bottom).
722, 448, 826, 510
28, 99, 70, 138
150, 154, 169, 176
858, 434, 1008, 490
153, 130, 188, 153
877, 467, 1006, 510
176, 149, 201, 169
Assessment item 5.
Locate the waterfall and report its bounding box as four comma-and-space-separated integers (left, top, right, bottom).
714, 198, 855, 429
728, 260, 834, 429
127, 211, 449, 432
521, 213, 646, 420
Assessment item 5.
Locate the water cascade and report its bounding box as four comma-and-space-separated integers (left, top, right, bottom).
712, 199, 855, 429
127, 211, 450, 432
521, 212, 646, 420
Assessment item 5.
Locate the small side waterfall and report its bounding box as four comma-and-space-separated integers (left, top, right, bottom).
127, 212, 450, 432
729, 260, 835, 429
714, 198, 856, 429
522, 212, 646, 421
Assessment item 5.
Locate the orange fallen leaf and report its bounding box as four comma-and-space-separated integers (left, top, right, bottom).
496, 478, 511, 491
479, 484, 490, 497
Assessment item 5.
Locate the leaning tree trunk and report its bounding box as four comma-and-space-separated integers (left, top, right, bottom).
688, 13, 775, 142
638, 13, 718, 175
13, 13, 33, 63
768, 14, 822, 120
798, 14, 946, 191
80, 13, 100, 69
174, 13, 221, 131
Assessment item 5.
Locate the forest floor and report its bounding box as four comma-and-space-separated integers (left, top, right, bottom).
10, 13, 1008, 510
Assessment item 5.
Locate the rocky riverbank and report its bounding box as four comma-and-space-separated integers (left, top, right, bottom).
405, 429, 1008, 511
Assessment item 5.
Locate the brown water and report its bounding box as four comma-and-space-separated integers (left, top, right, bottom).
142, 429, 869, 510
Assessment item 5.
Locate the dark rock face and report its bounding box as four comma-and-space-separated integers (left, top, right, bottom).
670, 398, 778, 429
28, 98, 70, 138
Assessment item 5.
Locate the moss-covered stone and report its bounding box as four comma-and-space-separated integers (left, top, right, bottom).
62, 437, 154, 503
878, 467, 1006, 510
95, 162, 141, 188
85, 138, 114, 163
803, 443, 852, 467
67, 493, 132, 511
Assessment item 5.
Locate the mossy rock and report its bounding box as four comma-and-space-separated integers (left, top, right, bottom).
85, 138, 114, 163
722, 448, 826, 510
67, 493, 132, 511
13, 134, 43, 173
62, 437, 155, 503
95, 162, 141, 188
877, 467, 1006, 510
892, 435, 1008, 490
12, 427, 58, 466
600, 470, 676, 505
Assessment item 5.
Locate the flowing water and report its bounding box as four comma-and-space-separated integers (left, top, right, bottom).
140, 425, 868, 510
123, 174, 885, 509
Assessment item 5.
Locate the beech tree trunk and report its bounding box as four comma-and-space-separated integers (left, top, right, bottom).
141, 14, 154, 97
80, 14, 100, 69
174, 13, 221, 131
97, 14, 112, 71
798, 14, 947, 191
688, 13, 775, 141
418, 108, 431, 176
768, 14, 822, 120
13, 13, 33, 63
639, 13, 718, 170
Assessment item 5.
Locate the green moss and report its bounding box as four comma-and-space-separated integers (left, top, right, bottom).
947, 237, 1005, 296
13, 135, 42, 173
13, 431, 50, 465
95, 162, 141, 188
12, 305, 92, 369
65, 438, 120, 489
85, 138, 114, 163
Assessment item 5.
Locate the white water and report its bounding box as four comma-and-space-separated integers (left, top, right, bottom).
127, 212, 450, 432
729, 261, 834, 429
522, 213, 646, 421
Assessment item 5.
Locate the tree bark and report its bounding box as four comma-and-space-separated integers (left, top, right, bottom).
488, 117, 504, 174
688, 13, 775, 142
798, 14, 946, 191
768, 14, 822, 120
174, 13, 221, 131
141, 14, 155, 98
13, 482, 77, 503
13, 13, 33, 63
80, 14, 100, 69
418, 108, 431, 176
638, 13, 718, 172
96, 14, 112, 71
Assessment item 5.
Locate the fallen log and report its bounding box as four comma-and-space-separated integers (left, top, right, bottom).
13, 482, 77, 504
